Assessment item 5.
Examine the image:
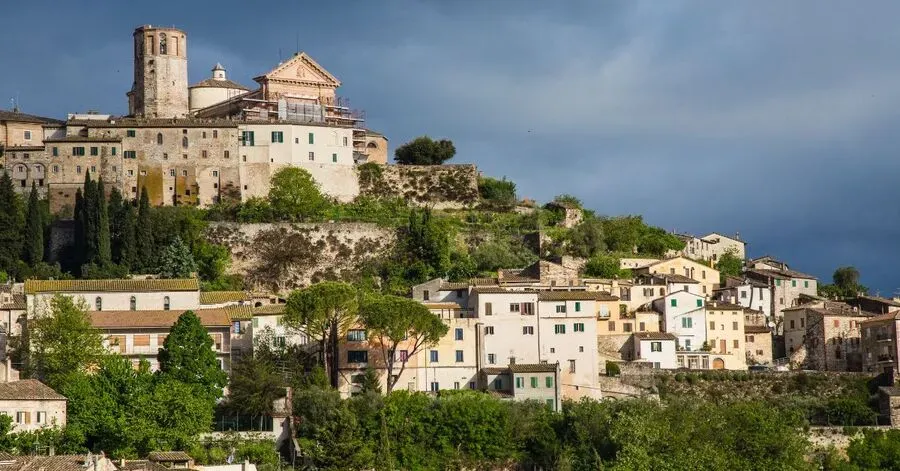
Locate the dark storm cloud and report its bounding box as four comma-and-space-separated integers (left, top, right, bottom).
2, 0, 899, 292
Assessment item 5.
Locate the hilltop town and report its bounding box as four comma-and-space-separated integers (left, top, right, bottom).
0, 24, 898, 470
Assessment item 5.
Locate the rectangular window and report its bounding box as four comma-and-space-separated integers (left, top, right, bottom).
696, 299, 703, 307
36, 411, 46, 424
133, 334, 150, 347
515, 377, 524, 388
651, 341, 662, 352
710, 321, 715, 330
733, 339, 739, 348
347, 329, 367, 341
573, 323, 585, 332
90, 147, 98, 156
332, 153, 337, 163
682, 317, 693, 328
556, 304, 566, 313
232, 321, 241, 334
487, 353, 496, 364
123, 150, 136, 159
546, 376, 553, 388
792, 280, 797, 287
455, 350, 464, 362
484, 326, 495, 335
575, 302, 581, 312
213, 130, 218, 138
485, 303, 493, 315
127, 130, 136, 137
623, 323, 632, 332
52, 147, 58, 156
271, 131, 284, 143
454, 381, 460, 390
790, 320, 795, 329
732, 321, 738, 330
224, 150, 230, 159
308, 132, 314, 144
202, 150, 208, 158
308, 151, 314, 161
555, 324, 566, 334
241, 131, 255, 146
804, 280, 809, 288
510, 303, 520, 313
347, 350, 368, 363
455, 328, 464, 340
430, 350, 439, 362
76, 165, 82, 174
430, 382, 439, 392
670, 299, 677, 307
639, 322, 646, 331
73, 147, 85, 156
398, 350, 408, 362
24, 130, 32, 140
530, 377, 538, 388
423, 290, 430, 301
776, 279, 781, 286
609, 321, 616, 331
111, 147, 117, 155
568, 360, 576, 373
523, 303, 534, 315
741, 290, 747, 299
523, 326, 534, 335
343, 136, 349, 146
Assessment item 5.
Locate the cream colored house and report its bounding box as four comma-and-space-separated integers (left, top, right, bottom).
25, 278, 201, 316
91, 308, 232, 372
704, 301, 747, 370
633, 257, 719, 297
0, 378, 66, 432
672, 232, 746, 262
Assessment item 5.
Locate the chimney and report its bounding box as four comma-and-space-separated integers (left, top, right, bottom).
509, 357, 516, 365
48, 445, 54, 456
730, 296, 736, 304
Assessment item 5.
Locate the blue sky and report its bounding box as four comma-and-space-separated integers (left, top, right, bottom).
3, 0, 900, 293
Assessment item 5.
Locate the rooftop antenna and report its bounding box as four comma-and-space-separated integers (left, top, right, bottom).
278, 47, 282, 63
296, 31, 300, 54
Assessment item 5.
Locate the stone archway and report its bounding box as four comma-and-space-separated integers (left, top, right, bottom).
712, 358, 726, 370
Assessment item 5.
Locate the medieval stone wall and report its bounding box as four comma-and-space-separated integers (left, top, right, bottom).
356, 163, 479, 209
205, 222, 395, 292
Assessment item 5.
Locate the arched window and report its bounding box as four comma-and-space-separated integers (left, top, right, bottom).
157, 133, 163, 145
95, 297, 102, 311
163, 296, 170, 311
159, 33, 167, 55
130, 296, 136, 311
182, 136, 188, 148
367, 142, 378, 149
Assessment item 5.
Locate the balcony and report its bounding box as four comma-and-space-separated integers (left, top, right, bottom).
876, 333, 893, 342
877, 354, 895, 363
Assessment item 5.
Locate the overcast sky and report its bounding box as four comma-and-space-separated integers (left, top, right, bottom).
3, 0, 899, 293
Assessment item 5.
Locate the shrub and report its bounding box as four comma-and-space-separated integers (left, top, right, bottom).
606, 361, 621, 377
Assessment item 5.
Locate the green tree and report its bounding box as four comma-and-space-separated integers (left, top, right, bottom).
29, 295, 106, 389
95, 178, 112, 266
0, 173, 24, 276
81, 171, 98, 266
394, 136, 456, 165
158, 311, 228, 400
267, 167, 328, 221
135, 187, 154, 272
107, 187, 124, 263
193, 240, 231, 284
72, 188, 85, 269
293, 386, 374, 469
567, 218, 606, 258
225, 355, 286, 419
23, 182, 44, 265
358, 367, 382, 394
399, 209, 450, 279
360, 294, 448, 393
478, 176, 517, 208
120, 203, 137, 270
284, 282, 359, 389
158, 237, 198, 278
716, 248, 744, 281
584, 254, 630, 279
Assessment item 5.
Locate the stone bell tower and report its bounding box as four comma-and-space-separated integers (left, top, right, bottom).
127, 25, 189, 118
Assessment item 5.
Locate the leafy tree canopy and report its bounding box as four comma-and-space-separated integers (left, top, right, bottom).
157, 310, 227, 400
394, 136, 456, 165
267, 167, 329, 221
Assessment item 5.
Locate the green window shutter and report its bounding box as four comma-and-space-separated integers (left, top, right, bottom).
531, 377, 538, 388
546, 399, 554, 408
308, 132, 314, 144
804, 281, 809, 288
52, 147, 58, 157
792, 280, 797, 287
575, 302, 581, 312
696, 299, 703, 307
545, 376, 553, 387
332, 153, 337, 162
776, 280, 781, 286
515, 377, 523, 388
670, 299, 677, 307
111, 147, 116, 156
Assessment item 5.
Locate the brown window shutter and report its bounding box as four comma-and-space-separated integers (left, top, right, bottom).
24, 412, 30, 424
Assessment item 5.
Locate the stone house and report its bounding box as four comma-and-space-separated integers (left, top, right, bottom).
846, 296, 900, 316
544, 201, 583, 228
714, 276, 773, 320
784, 302, 870, 371
0, 377, 66, 432
744, 264, 818, 329
91, 308, 232, 372
25, 278, 201, 316
671, 232, 746, 262
480, 362, 562, 411
744, 325, 774, 365
860, 311, 900, 376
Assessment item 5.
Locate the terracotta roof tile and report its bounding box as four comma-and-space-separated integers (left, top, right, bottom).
42, 136, 122, 143
25, 278, 199, 294
744, 325, 772, 334
706, 302, 745, 311
90, 309, 230, 328
253, 304, 286, 316
0, 379, 65, 401
508, 363, 558, 373
422, 302, 462, 310
538, 291, 617, 301
199, 291, 251, 304
148, 452, 192, 462
189, 78, 250, 90
0, 455, 102, 471
221, 305, 253, 321
439, 282, 469, 291
0, 109, 64, 125
634, 332, 677, 341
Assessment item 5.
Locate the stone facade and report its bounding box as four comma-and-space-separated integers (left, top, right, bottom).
784, 302, 868, 371
128, 26, 189, 118
745, 325, 773, 365
860, 312, 900, 376
358, 163, 480, 209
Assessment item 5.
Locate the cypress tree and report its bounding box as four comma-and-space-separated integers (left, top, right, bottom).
96, 178, 111, 266
24, 182, 44, 264
73, 188, 85, 269
0, 173, 24, 275
82, 171, 97, 265
136, 187, 154, 272
120, 203, 137, 271
108, 187, 124, 264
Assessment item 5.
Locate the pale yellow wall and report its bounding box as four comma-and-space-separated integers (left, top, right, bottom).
705, 307, 746, 369
640, 257, 719, 297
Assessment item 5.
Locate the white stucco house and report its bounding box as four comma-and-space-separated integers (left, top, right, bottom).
653, 290, 707, 352
633, 332, 678, 369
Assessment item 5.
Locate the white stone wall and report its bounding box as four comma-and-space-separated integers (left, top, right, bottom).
537, 300, 601, 399
634, 339, 677, 369
0, 398, 66, 432
28, 290, 200, 315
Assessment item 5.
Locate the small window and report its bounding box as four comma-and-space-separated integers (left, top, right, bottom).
130, 296, 136, 311
182, 170, 187, 176
347, 351, 368, 363
73, 147, 85, 156
332, 153, 337, 163
485, 302, 492, 315
555, 304, 566, 313
651, 341, 662, 352
308, 132, 314, 144
573, 323, 585, 332
681, 317, 692, 328
127, 130, 136, 137
23, 130, 32, 140
696, 299, 703, 307
308, 151, 315, 161
670, 299, 677, 307
623, 323, 632, 332
422, 290, 430, 301
484, 326, 495, 335
111, 147, 117, 156
575, 301, 581, 312
530, 377, 538, 388
202, 150, 208, 158
804, 280, 809, 288
348, 329, 367, 341
455, 328, 463, 340
792, 280, 797, 287
95, 297, 102, 311
510, 303, 520, 313
213, 130, 218, 138
76, 165, 82, 174
455, 350, 464, 362
554, 324, 566, 334
515, 377, 524, 388
522, 326, 534, 335
182, 136, 189, 148
343, 136, 349, 146
430, 382, 439, 392
52, 147, 58, 156
271, 131, 284, 143
52, 165, 59, 173
163, 296, 170, 311
157, 133, 163, 145
568, 360, 576, 373
169, 169, 176, 177
487, 353, 496, 364
430, 350, 439, 362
